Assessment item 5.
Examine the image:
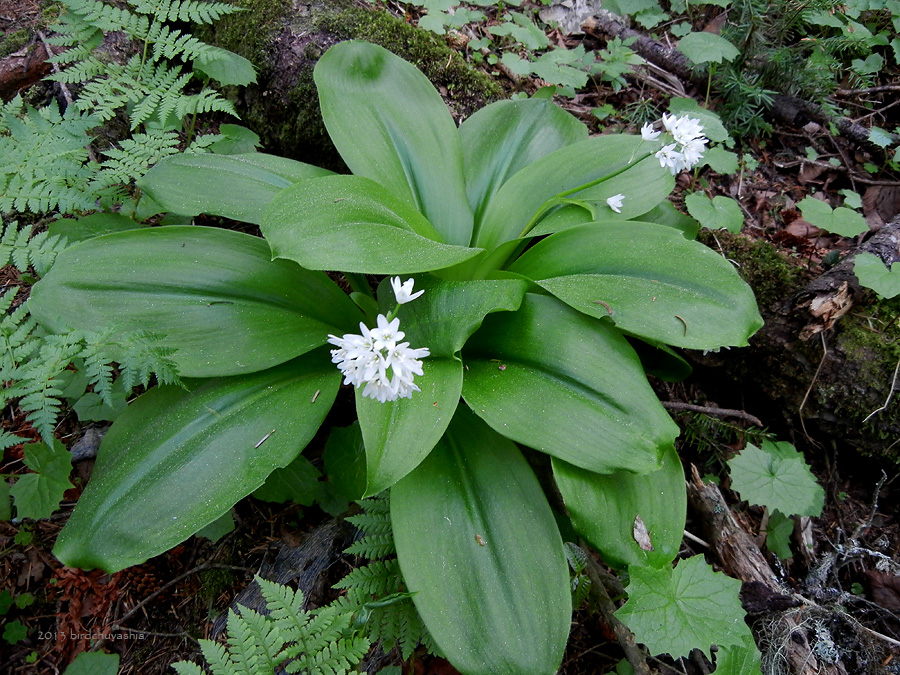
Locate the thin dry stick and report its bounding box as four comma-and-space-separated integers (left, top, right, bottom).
851, 469, 888, 541
580, 544, 652, 675
113, 563, 252, 627
798, 332, 828, 445
862, 356, 900, 423
661, 401, 764, 428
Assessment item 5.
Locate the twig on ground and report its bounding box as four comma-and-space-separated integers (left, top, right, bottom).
798, 332, 828, 446
851, 469, 888, 541
661, 401, 764, 428
579, 543, 651, 675
862, 358, 900, 424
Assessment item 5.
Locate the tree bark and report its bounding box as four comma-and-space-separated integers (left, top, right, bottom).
0, 42, 50, 102
692, 218, 900, 463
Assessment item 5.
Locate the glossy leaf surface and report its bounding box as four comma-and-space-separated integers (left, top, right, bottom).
356, 357, 462, 496
376, 276, 528, 358
509, 222, 763, 349
315, 41, 473, 246
460, 98, 587, 230
262, 176, 481, 274
392, 406, 571, 675
30, 227, 361, 377
137, 153, 332, 224
474, 134, 646, 250
462, 294, 676, 474
53, 354, 339, 572
553, 444, 686, 569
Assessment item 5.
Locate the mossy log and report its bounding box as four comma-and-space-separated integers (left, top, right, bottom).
694, 219, 900, 464
201, 0, 502, 170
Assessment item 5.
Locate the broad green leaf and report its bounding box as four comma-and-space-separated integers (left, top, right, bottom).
676, 31, 740, 64
867, 127, 894, 149
2, 621, 26, 644
703, 146, 740, 174
616, 556, 750, 660
194, 510, 235, 542
9, 440, 73, 520
766, 510, 794, 559
797, 196, 868, 237
508, 223, 763, 349
392, 406, 571, 675
488, 13, 550, 51
137, 153, 332, 224
208, 124, 261, 155
30, 227, 361, 378
475, 134, 648, 250
63, 651, 120, 675
553, 444, 686, 569
357, 357, 463, 496
194, 46, 256, 86
460, 98, 587, 229
376, 276, 529, 358
462, 294, 676, 474
323, 422, 367, 502
714, 632, 763, 675
854, 252, 900, 298
668, 98, 730, 143
0, 478, 10, 521
252, 453, 322, 505
53, 353, 338, 573
261, 176, 482, 274
49, 212, 145, 243
684, 193, 744, 234
315, 41, 473, 246
727, 441, 824, 517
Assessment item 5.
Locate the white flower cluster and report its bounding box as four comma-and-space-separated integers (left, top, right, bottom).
327, 278, 430, 403
641, 114, 708, 175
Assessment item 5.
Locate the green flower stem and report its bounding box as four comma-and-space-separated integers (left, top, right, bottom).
517, 150, 653, 239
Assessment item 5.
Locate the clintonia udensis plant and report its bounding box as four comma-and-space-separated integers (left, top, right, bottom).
30, 41, 762, 674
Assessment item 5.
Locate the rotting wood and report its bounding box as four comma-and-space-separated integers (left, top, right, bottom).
0, 41, 50, 102
686, 465, 848, 675
692, 216, 900, 463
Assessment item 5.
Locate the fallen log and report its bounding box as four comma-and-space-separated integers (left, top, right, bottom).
692, 216, 900, 464
686, 466, 851, 675
0, 41, 50, 102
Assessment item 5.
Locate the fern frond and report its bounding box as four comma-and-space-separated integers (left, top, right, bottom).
148, 22, 214, 62
0, 99, 100, 215
0, 222, 68, 277
332, 559, 402, 597
0, 430, 29, 451
131, 0, 242, 23
170, 660, 207, 675
56, 0, 147, 36
175, 88, 238, 121
227, 606, 285, 675
94, 130, 181, 187
288, 637, 370, 675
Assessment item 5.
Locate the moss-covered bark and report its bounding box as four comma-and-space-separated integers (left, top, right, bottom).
201, 0, 501, 169
696, 231, 900, 464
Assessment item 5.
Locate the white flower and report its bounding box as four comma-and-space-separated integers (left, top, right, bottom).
670, 115, 705, 145
661, 112, 678, 134
327, 314, 430, 403
680, 137, 707, 169
390, 277, 425, 304
641, 123, 661, 142
656, 143, 683, 174
606, 194, 625, 213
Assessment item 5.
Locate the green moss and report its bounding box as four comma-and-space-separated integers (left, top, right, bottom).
697, 229, 809, 308
202, 0, 501, 166
0, 30, 31, 59
198, 567, 236, 603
